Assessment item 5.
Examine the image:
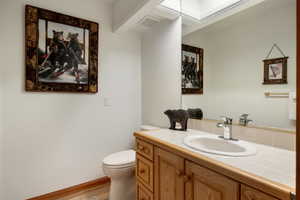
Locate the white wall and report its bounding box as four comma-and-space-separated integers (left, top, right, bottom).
0, 109, 3, 199
182, 0, 296, 129
113, 0, 144, 27
142, 18, 182, 128
0, 0, 141, 199
113, 0, 146, 31
0, 2, 5, 198
0, 58, 3, 200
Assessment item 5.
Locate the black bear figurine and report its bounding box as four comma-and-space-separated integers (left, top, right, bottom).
164, 109, 189, 131
187, 108, 203, 120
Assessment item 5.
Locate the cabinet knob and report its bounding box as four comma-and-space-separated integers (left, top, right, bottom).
140, 169, 146, 174
183, 174, 192, 182
176, 170, 184, 177
138, 145, 149, 154
138, 145, 145, 151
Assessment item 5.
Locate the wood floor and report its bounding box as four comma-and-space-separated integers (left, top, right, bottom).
56, 184, 109, 200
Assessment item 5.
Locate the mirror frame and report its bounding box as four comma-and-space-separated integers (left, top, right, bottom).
296, 0, 299, 199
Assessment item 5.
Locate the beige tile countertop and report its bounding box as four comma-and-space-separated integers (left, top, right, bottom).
138, 128, 296, 189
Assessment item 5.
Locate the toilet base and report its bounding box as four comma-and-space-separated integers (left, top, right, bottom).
109, 175, 135, 200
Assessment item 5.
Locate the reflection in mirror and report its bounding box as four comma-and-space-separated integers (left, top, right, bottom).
181, 0, 296, 131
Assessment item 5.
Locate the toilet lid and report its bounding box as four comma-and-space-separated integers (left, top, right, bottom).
103, 150, 136, 166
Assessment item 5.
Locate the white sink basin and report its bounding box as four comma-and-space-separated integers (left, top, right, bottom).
184, 135, 256, 157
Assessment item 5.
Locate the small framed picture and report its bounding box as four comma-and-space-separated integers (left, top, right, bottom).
182, 44, 203, 94
263, 57, 288, 84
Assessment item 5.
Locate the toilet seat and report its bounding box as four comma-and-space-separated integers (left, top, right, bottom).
103, 150, 135, 169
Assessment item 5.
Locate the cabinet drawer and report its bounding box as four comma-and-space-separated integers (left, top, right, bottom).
136, 139, 154, 161
137, 182, 153, 200
241, 185, 279, 200
136, 154, 154, 192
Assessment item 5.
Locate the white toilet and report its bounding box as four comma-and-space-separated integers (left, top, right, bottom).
103, 125, 159, 200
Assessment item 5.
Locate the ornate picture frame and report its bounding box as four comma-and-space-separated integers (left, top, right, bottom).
182, 44, 203, 94
25, 5, 99, 93
263, 57, 288, 85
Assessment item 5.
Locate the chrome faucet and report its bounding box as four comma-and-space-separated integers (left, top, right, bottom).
239, 114, 253, 126
216, 116, 234, 140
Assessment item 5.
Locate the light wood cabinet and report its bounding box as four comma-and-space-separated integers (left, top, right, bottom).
154, 147, 185, 200
135, 137, 287, 200
137, 182, 153, 200
136, 139, 154, 161
136, 154, 154, 192
241, 185, 279, 200
185, 160, 239, 200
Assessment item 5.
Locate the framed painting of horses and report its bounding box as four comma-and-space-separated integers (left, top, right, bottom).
182, 44, 203, 94
25, 5, 98, 93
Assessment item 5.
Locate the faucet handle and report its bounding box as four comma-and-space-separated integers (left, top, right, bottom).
220, 116, 233, 125
240, 113, 249, 119
239, 114, 252, 126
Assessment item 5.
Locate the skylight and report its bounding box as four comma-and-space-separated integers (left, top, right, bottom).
160, 0, 181, 12
160, 0, 243, 20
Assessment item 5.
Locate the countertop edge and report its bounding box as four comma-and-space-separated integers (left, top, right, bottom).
134, 131, 295, 200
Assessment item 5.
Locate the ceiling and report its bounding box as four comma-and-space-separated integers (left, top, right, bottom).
112, 0, 268, 35
140, 0, 268, 35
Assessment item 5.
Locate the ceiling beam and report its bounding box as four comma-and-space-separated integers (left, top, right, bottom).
113, 0, 161, 33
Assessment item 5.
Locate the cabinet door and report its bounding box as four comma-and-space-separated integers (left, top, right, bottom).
154, 147, 185, 200
241, 185, 279, 200
185, 161, 239, 200
137, 182, 153, 200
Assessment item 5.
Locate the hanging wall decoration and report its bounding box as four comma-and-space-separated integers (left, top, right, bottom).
182, 44, 204, 94
263, 44, 288, 85
25, 5, 99, 93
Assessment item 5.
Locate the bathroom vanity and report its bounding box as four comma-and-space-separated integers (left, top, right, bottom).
134, 129, 295, 200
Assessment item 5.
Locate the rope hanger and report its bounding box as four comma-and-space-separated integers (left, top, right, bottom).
265, 43, 286, 59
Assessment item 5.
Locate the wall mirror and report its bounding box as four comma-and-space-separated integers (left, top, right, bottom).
179, 0, 296, 131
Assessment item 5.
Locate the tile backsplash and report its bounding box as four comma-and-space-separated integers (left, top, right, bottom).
188, 119, 296, 151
